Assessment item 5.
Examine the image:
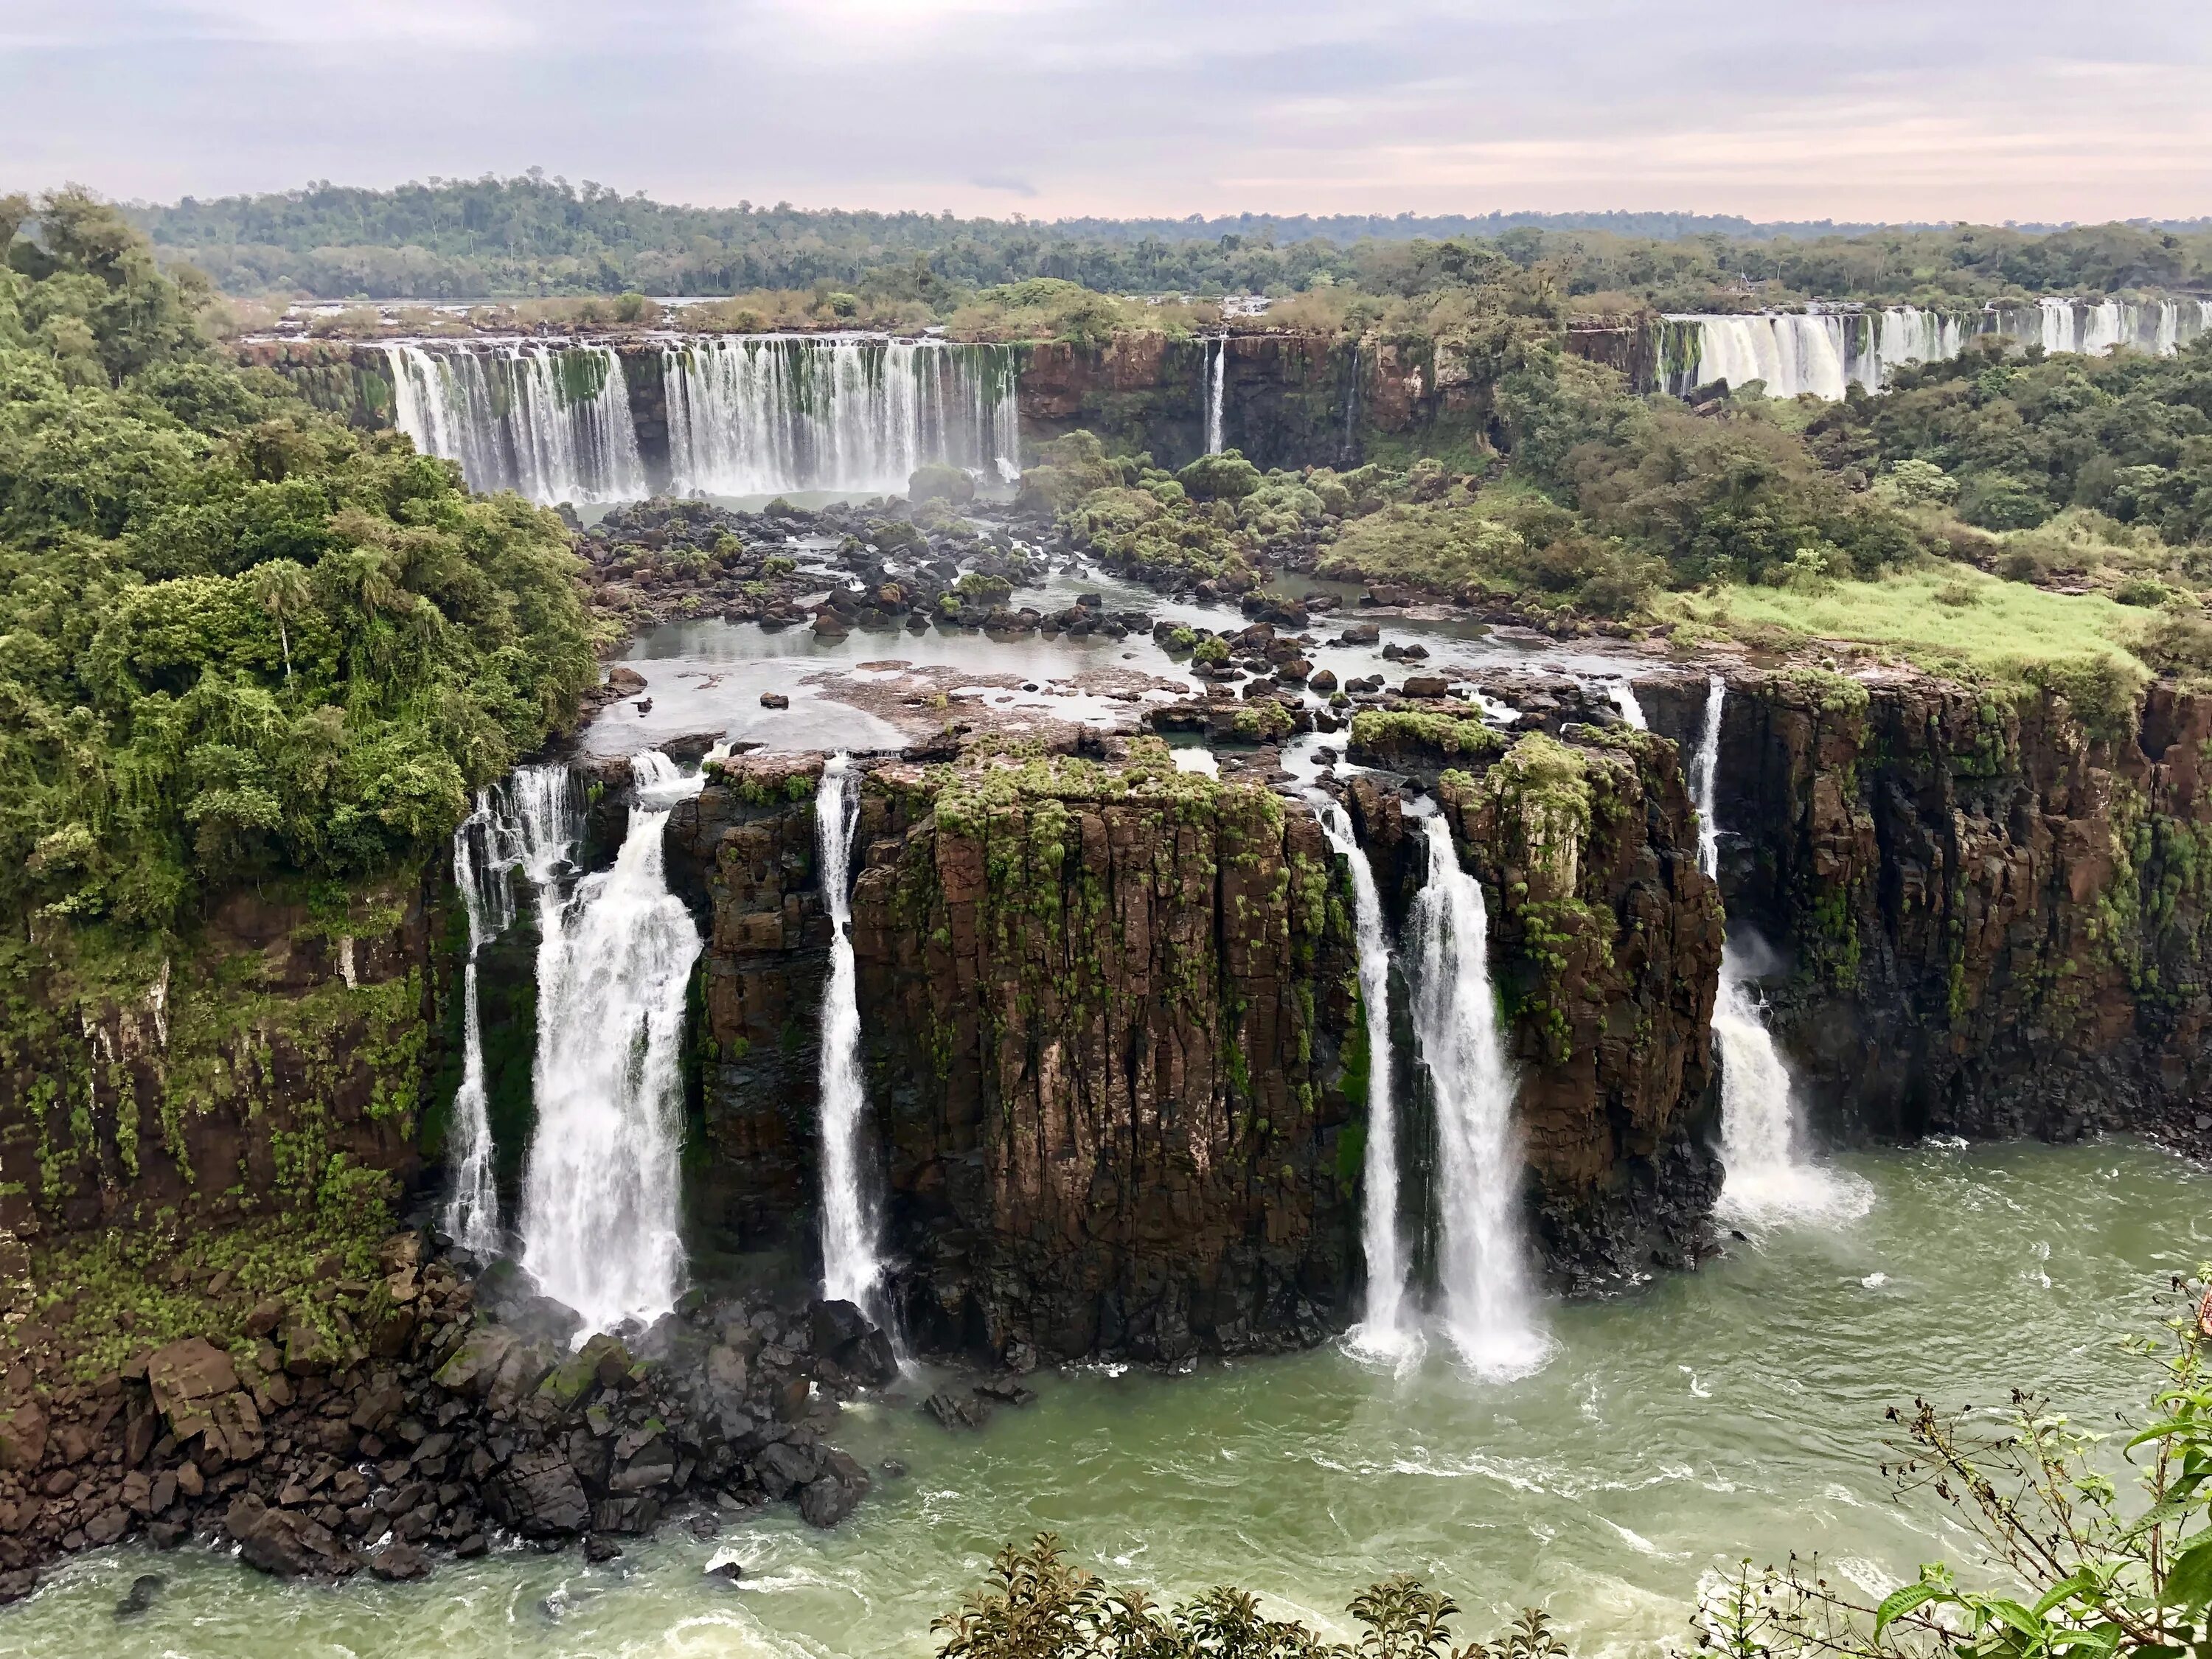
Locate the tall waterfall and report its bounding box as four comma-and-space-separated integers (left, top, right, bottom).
1659, 298, 2212, 400
1203, 336, 1226, 456
386, 342, 647, 504
519, 751, 704, 1335
1310, 793, 1411, 1358
1409, 813, 1547, 1377
1689, 678, 1868, 1225
815, 755, 888, 1319
444, 765, 580, 1253
662, 335, 1021, 497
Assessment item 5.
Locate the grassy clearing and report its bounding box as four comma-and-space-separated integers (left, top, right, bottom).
1661, 564, 2149, 682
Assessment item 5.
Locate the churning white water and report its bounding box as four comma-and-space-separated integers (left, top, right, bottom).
1408, 813, 1548, 1377
815, 755, 888, 1319
386, 342, 646, 504
663, 335, 1020, 496
1309, 793, 1413, 1360
1204, 336, 1226, 456
1660, 298, 2212, 401
1605, 678, 1649, 731
444, 765, 581, 1253
1688, 678, 1870, 1225
518, 752, 704, 1335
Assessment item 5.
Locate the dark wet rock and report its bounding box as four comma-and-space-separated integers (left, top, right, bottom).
369, 1539, 432, 1581
585, 1535, 623, 1562
114, 1573, 164, 1618
798, 1452, 871, 1528
226, 1494, 353, 1579
974, 1380, 1037, 1408
924, 1391, 990, 1431
486, 1448, 591, 1539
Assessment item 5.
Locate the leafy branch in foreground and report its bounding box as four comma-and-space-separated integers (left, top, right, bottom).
1702, 1274, 2212, 1659
932, 1532, 1568, 1659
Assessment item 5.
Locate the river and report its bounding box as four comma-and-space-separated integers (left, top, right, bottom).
9, 1138, 2204, 1658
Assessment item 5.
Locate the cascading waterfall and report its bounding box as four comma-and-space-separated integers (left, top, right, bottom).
1340, 343, 1361, 465
443, 765, 581, 1253
1408, 813, 1547, 1377
385, 341, 646, 504
662, 335, 1021, 496
1605, 678, 1649, 731
1689, 677, 1869, 1225
518, 751, 704, 1335
1659, 298, 2212, 400
1309, 793, 1412, 1358
815, 754, 890, 1320
1204, 336, 1226, 456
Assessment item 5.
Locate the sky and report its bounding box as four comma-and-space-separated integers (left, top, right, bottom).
4, 0, 2210, 223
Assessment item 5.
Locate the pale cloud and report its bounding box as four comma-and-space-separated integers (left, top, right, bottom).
3, 0, 2208, 223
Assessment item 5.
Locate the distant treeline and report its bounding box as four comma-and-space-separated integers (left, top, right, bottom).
119, 172, 2212, 305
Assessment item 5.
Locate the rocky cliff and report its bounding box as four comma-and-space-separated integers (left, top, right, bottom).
1641, 667, 2212, 1147
0, 880, 439, 1255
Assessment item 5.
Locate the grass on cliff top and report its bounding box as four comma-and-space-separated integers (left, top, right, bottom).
1661, 564, 2149, 684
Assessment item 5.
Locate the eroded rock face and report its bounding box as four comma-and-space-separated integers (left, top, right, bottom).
1640, 668, 2212, 1146
679, 739, 1726, 1359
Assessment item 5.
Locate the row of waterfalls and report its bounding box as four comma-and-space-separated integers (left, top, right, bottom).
446, 703, 1860, 1365
385, 335, 1023, 505
1657, 296, 2212, 401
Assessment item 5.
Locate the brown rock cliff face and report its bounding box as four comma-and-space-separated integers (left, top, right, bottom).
0, 883, 435, 1248
1346, 728, 1724, 1290
672, 737, 1724, 1360
1641, 669, 2212, 1142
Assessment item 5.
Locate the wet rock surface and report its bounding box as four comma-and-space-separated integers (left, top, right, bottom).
0, 1233, 897, 1601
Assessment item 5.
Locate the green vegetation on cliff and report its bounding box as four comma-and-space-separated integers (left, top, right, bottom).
0, 189, 597, 932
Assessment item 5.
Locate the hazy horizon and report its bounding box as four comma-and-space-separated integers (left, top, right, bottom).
5, 0, 2209, 224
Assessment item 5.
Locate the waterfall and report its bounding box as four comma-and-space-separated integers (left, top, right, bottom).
662, 335, 1022, 496
1660, 298, 2212, 400
1605, 678, 1649, 731
385, 342, 647, 504
1309, 793, 1412, 1359
815, 754, 888, 1319
1688, 678, 1869, 1226
443, 765, 580, 1253
1204, 336, 1226, 456
518, 751, 704, 1335
1408, 813, 1547, 1377
1340, 343, 1360, 465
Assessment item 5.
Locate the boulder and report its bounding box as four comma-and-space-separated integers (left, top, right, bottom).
0, 1401, 46, 1472
1401, 675, 1450, 699
485, 1448, 589, 1539
145, 1339, 236, 1419
369, 1540, 431, 1582
225, 1494, 352, 1579
798, 1451, 871, 1528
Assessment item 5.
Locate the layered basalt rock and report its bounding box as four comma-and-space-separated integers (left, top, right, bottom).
0, 881, 437, 1249
1344, 724, 1725, 1289
1639, 667, 2212, 1147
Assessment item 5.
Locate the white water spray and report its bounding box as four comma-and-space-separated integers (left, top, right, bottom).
815, 755, 888, 1318
1409, 813, 1548, 1377
444, 765, 580, 1253
1204, 336, 1226, 456
1688, 678, 1869, 1225
663, 335, 1021, 496
386, 342, 646, 504
1605, 679, 1649, 731
1309, 793, 1413, 1360
519, 752, 704, 1334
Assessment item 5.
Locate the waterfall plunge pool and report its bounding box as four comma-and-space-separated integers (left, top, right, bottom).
10, 1138, 2207, 1658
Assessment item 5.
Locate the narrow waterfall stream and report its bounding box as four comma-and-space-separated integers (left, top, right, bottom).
1204, 336, 1225, 455
1408, 812, 1548, 1376
518, 752, 704, 1335
1690, 678, 1869, 1224
1604, 678, 1649, 730
1309, 793, 1412, 1359
444, 765, 580, 1252
815, 755, 889, 1320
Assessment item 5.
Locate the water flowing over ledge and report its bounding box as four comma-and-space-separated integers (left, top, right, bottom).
1658, 297, 2212, 400
384, 334, 1020, 504
1310, 792, 1411, 1363
518, 752, 704, 1336
1689, 678, 1872, 1226
815, 755, 890, 1324
1409, 812, 1549, 1378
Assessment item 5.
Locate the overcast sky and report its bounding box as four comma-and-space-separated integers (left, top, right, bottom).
4, 0, 2209, 223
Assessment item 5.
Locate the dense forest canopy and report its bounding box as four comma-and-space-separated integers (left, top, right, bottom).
0, 188, 597, 934
119, 173, 2212, 308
